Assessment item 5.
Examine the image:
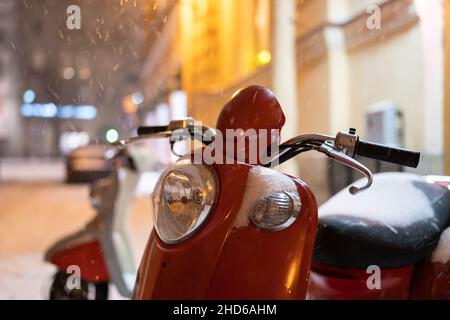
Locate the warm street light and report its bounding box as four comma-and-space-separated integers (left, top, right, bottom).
122, 95, 139, 114
257, 50, 272, 65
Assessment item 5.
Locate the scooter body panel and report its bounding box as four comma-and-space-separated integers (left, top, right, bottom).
308, 263, 415, 300
98, 167, 139, 297
133, 162, 250, 299
412, 260, 450, 299
47, 238, 110, 283
206, 177, 317, 300
412, 227, 450, 299
45, 163, 141, 296
134, 162, 318, 300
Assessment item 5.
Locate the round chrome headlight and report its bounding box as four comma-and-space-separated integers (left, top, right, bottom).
152, 158, 218, 244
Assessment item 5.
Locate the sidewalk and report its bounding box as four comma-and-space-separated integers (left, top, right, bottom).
0, 182, 154, 299
0, 158, 65, 182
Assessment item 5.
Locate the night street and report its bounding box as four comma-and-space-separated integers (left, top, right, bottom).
0, 0, 449, 305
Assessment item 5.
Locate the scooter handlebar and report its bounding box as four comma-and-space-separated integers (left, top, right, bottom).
136, 125, 420, 168
355, 140, 420, 168
134, 120, 214, 146
137, 126, 169, 136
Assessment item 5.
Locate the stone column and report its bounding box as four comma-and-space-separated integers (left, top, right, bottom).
273, 0, 299, 176
324, 26, 350, 134
445, 0, 450, 175
415, 0, 445, 173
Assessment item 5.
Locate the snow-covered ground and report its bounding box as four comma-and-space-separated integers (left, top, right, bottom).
0, 182, 154, 300
0, 159, 65, 182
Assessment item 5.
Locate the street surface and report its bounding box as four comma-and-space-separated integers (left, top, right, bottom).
0, 182, 153, 299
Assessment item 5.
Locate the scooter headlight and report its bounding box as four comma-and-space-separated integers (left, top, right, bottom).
152, 158, 218, 244
250, 192, 301, 231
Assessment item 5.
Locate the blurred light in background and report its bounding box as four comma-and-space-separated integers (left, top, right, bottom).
59, 131, 90, 155
106, 129, 119, 143
22, 89, 36, 104
58, 105, 75, 119
122, 95, 139, 113
21, 103, 57, 118
78, 67, 92, 80
131, 91, 144, 105
74, 105, 98, 120
41, 103, 58, 118
256, 49, 271, 65
63, 67, 76, 80
21, 104, 97, 120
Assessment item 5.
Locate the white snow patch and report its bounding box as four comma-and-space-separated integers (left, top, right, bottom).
0, 254, 56, 300
234, 166, 297, 228
0, 254, 128, 300
431, 228, 450, 263
319, 173, 435, 227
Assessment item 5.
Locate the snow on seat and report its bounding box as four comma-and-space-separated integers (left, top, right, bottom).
314, 172, 450, 269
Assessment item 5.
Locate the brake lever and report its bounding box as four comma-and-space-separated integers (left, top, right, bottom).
314, 143, 373, 195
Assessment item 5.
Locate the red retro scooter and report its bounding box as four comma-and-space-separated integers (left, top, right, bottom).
125, 86, 449, 299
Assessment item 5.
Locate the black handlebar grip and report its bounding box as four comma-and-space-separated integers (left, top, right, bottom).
356, 140, 420, 168
137, 126, 168, 136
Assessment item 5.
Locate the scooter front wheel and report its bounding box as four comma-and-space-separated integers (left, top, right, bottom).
49, 271, 109, 300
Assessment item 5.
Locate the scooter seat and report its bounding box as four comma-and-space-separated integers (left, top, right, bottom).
314, 173, 450, 269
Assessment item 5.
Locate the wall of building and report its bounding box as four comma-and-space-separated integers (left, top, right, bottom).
189, 67, 272, 127
344, 0, 445, 175
445, 0, 450, 175
12, 0, 148, 157
180, 0, 272, 116
0, 0, 21, 157
169, 0, 444, 202
295, 58, 331, 204
292, 0, 439, 202
347, 26, 424, 150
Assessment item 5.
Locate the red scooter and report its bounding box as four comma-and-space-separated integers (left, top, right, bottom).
124, 86, 448, 299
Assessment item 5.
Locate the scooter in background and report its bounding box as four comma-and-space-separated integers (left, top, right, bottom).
122, 86, 447, 300
44, 145, 159, 300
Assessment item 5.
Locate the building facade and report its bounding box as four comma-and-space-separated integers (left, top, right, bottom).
6, 0, 149, 157
141, 0, 447, 202
0, 0, 21, 157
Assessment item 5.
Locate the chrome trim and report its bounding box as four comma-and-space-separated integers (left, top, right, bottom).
250, 191, 302, 232
282, 133, 335, 147
153, 158, 219, 244
314, 143, 373, 194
